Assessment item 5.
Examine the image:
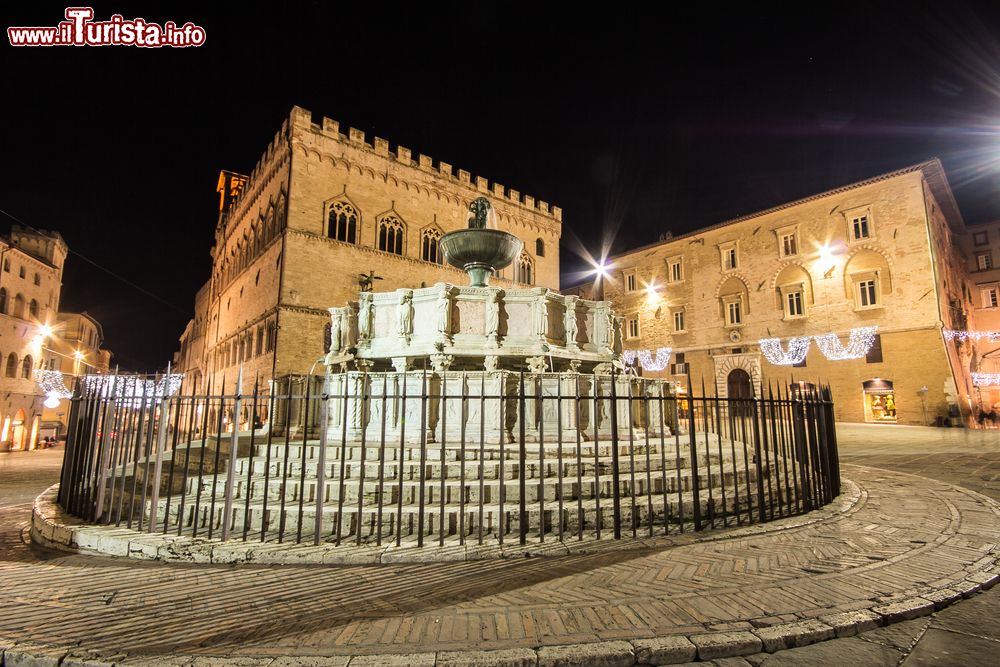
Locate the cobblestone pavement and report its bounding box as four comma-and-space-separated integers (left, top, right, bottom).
0, 426, 999, 665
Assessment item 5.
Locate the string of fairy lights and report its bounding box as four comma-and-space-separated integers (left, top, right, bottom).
34, 369, 183, 408
623, 326, 881, 371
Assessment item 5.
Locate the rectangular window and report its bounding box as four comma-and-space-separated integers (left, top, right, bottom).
669, 260, 683, 282
982, 287, 999, 309
673, 310, 685, 332
624, 272, 637, 292
866, 334, 883, 363
781, 233, 797, 257
725, 247, 738, 270
627, 316, 640, 339
977, 253, 993, 271
786, 291, 804, 317
726, 300, 742, 325
974, 231, 989, 246
670, 352, 687, 375
858, 279, 877, 307
852, 215, 870, 240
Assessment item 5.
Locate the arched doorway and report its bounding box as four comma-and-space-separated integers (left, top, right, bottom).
11, 409, 26, 450
727, 369, 753, 417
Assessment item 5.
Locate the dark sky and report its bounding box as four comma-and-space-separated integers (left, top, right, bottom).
4, 2, 1000, 370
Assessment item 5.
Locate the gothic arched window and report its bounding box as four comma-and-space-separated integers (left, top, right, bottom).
5, 353, 17, 377
0, 288, 7, 314
13, 294, 25, 319
516, 253, 534, 285
328, 201, 358, 244
21, 355, 32, 379
421, 227, 442, 264
378, 215, 405, 255
29, 299, 38, 319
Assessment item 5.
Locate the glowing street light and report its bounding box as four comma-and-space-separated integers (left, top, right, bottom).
38, 324, 53, 338
73, 350, 85, 360
590, 259, 610, 300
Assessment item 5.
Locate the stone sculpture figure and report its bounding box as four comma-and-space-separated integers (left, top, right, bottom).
358, 293, 374, 340
397, 291, 413, 341
468, 196, 491, 229
564, 300, 578, 347
485, 289, 500, 346
437, 291, 452, 336
329, 308, 343, 353
535, 295, 549, 338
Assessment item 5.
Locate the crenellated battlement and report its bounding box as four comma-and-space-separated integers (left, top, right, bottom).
289, 106, 563, 223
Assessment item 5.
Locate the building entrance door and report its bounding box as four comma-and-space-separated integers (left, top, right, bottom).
727, 368, 753, 417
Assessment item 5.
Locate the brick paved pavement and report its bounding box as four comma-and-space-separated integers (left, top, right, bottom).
1, 427, 999, 665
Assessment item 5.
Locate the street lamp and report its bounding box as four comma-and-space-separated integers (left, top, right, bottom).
591, 260, 610, 301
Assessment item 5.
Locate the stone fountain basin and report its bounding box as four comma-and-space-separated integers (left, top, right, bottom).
439, 229, 523, 272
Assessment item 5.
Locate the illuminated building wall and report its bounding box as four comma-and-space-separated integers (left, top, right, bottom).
0, 226, 68, 450
600, 160, 977, 426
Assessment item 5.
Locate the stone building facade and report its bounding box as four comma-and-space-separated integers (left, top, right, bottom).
175, 106, 562, 406
958, 220, 1000, 416
40, 311, 112, 438
0, 226, 68, 450
595, 160, 976, 426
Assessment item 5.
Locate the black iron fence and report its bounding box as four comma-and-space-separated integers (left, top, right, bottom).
57, 370, 840, 548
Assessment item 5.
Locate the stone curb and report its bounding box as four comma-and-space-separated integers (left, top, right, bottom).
29, 479, 863, 566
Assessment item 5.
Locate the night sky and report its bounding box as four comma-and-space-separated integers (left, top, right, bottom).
4, 2, 1000, 371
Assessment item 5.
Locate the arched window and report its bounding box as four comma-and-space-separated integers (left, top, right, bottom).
28, 299, 38, 319
378, 215, 405, 255
13, 294, 25, 319
21, 355, 32, 379
516, 254, 534, 285
535, 238, 545, 257
33, 273, 40, 286
5, 354, 17, 378
256, 327, 265, 356
0, 288, 7, 315
275, 194, 286, 231
421, 227, 442, 264
328, 201, 358, 244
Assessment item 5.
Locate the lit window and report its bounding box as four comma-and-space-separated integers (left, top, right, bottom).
624, 272, 637, 292
977, 252, 993, 271
858, 279, 878, 307
673, 310, 685, 332
786, 290, 804, 317
668, 259, 683, 283
726, 300, 742, 325
780, 233, 798, 257
852, 215, 871, 240
627, 316, 640, 339
378, 215, 405, 255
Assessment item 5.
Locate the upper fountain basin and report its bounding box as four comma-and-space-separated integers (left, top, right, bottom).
439, 229, 524, 273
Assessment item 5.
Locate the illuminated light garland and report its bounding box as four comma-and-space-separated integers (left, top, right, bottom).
759, 336, 811, 365
813, 326, 879, 361
943, 330, 1000, 343
33, 369, 73, 399
972, 372, 1000, 387
622, 348, 672, 371
34, 371, 184, 408
638, 347, 672, 371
